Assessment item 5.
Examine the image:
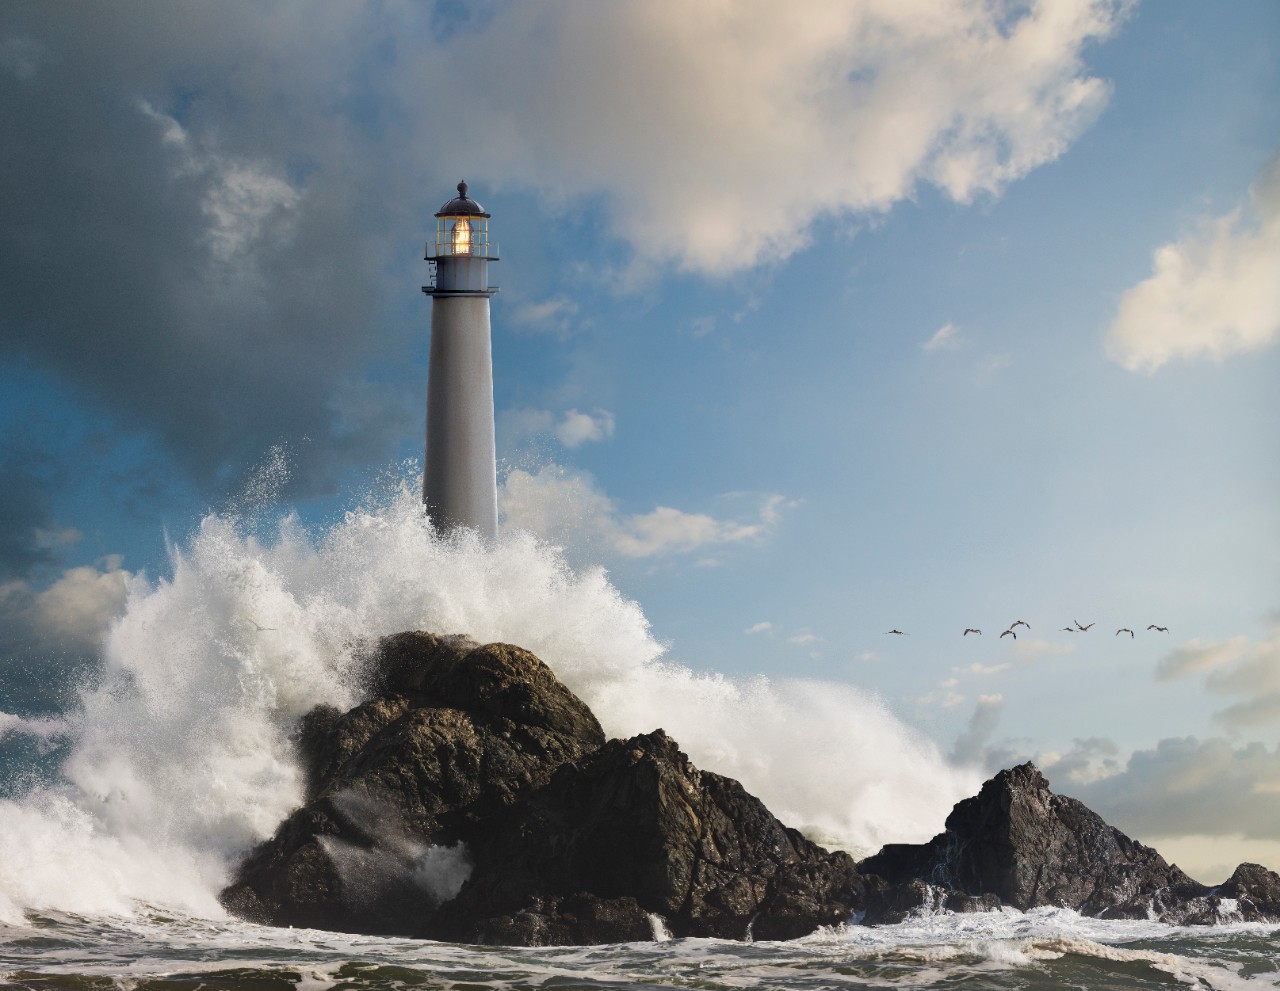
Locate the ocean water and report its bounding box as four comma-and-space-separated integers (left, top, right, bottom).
3, 909, 1278, 989
1, 474, 1277, 988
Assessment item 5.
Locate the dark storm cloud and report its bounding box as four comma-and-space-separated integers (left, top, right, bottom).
0, 446, 70, 580
0, 3, 427, 500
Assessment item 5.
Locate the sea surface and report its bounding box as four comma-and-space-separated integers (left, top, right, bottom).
2, 907, 1278, 990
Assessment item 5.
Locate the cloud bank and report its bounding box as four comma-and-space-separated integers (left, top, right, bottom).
1156, 622, 1280, 730
1106, 155, 1280, 372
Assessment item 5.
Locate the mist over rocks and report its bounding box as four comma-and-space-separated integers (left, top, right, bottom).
221, 632, 1280, 945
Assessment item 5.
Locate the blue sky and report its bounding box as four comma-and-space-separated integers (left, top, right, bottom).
1, 1, 1278, 880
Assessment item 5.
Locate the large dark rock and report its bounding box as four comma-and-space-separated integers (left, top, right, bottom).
221, 632, 871, 944
858, 762, 1280, 925
221, 634, 606, 935
441, 729, 875, 943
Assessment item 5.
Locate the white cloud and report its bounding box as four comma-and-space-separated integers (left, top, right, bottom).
690, 315, 717, 338
509, 295, 580, 336
922, 322, 963, 352
745, 621, 772, 635
1039, 736, 1121, 785
139, 101, 302, 267
400, 0, 1125, 274
499, 465, 784, 559
0, 557, 130, 654
953, 661, 1010, 676
1156, 623, 1280, 730
555, 408, 615, 448
1106, 154, 1280, 372
920, 678, 966, 710
501, 407, 616, 451
788, 632, 823, 646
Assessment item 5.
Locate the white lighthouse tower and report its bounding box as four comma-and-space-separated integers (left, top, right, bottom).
422, 181, 499, 539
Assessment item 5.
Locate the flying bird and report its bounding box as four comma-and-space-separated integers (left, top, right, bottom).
1116, 628, 1134, 638
1011, 620, 1030, 630
963, 628, 982, 636
1061, 627, 1075, 632
1147, 625, 1169, 633
243, 618, 276, 632
1075, 621, 1095, 631
1000, 629, 1016, 639
885, 629, 909, 636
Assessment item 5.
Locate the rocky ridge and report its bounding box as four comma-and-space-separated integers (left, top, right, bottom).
221, 632, 1280, 944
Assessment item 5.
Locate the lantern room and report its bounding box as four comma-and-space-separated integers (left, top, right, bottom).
424, 180, 498, 297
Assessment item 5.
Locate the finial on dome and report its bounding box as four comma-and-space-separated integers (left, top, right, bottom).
458, 180, 468, 198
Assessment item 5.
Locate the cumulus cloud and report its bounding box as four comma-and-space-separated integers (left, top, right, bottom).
788, 632, 823, 647
1156, 623, 1280, 730
555, 409, 615, 448
501, 408, 616, 452
745, 621, 772, 635
0, 557, 130, 715
499, 465, 785, 559
1106, 154, 1280, 372
412, 1, 1124, 274
1039, 736, 1121, 785
1070, 736, 1280, 844
922, 322, 963, 352
509, 295, 580, 336
0, 559, 130, 656
920, 678, 966, 710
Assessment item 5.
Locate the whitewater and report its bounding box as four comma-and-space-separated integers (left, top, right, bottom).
1, 474, 1276, 988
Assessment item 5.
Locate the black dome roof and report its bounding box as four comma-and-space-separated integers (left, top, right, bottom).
435, 180, 489, 218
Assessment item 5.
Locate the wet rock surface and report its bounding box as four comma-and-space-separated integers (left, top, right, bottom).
857, 762, 1280, 925
220, 632, 868, 944
222, 635, 1280, 944
442, 728, 874, 942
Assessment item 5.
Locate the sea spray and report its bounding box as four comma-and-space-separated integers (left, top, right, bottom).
0, 475, 979, 922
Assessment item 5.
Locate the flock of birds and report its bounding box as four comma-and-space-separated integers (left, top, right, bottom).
884, 620, 1169, 639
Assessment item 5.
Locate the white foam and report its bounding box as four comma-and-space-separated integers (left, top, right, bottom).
0, 474, 977, 919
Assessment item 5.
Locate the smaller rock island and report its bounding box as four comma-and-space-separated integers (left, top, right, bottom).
221, 633, 1280, 944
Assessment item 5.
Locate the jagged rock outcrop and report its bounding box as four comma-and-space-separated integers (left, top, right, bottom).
221, 632, 872, 943
221, 633, 608, 935
857, 762, 1280, 925
441, 728, 876, 942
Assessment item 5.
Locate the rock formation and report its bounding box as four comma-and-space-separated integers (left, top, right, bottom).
858, 762, 1279, 925
221, 632, 1280, 944
221, 632, 873, 943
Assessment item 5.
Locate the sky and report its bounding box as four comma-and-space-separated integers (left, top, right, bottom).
1, 0, 1278, 882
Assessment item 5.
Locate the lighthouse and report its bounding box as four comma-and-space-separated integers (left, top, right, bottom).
422, 181, 499, 539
